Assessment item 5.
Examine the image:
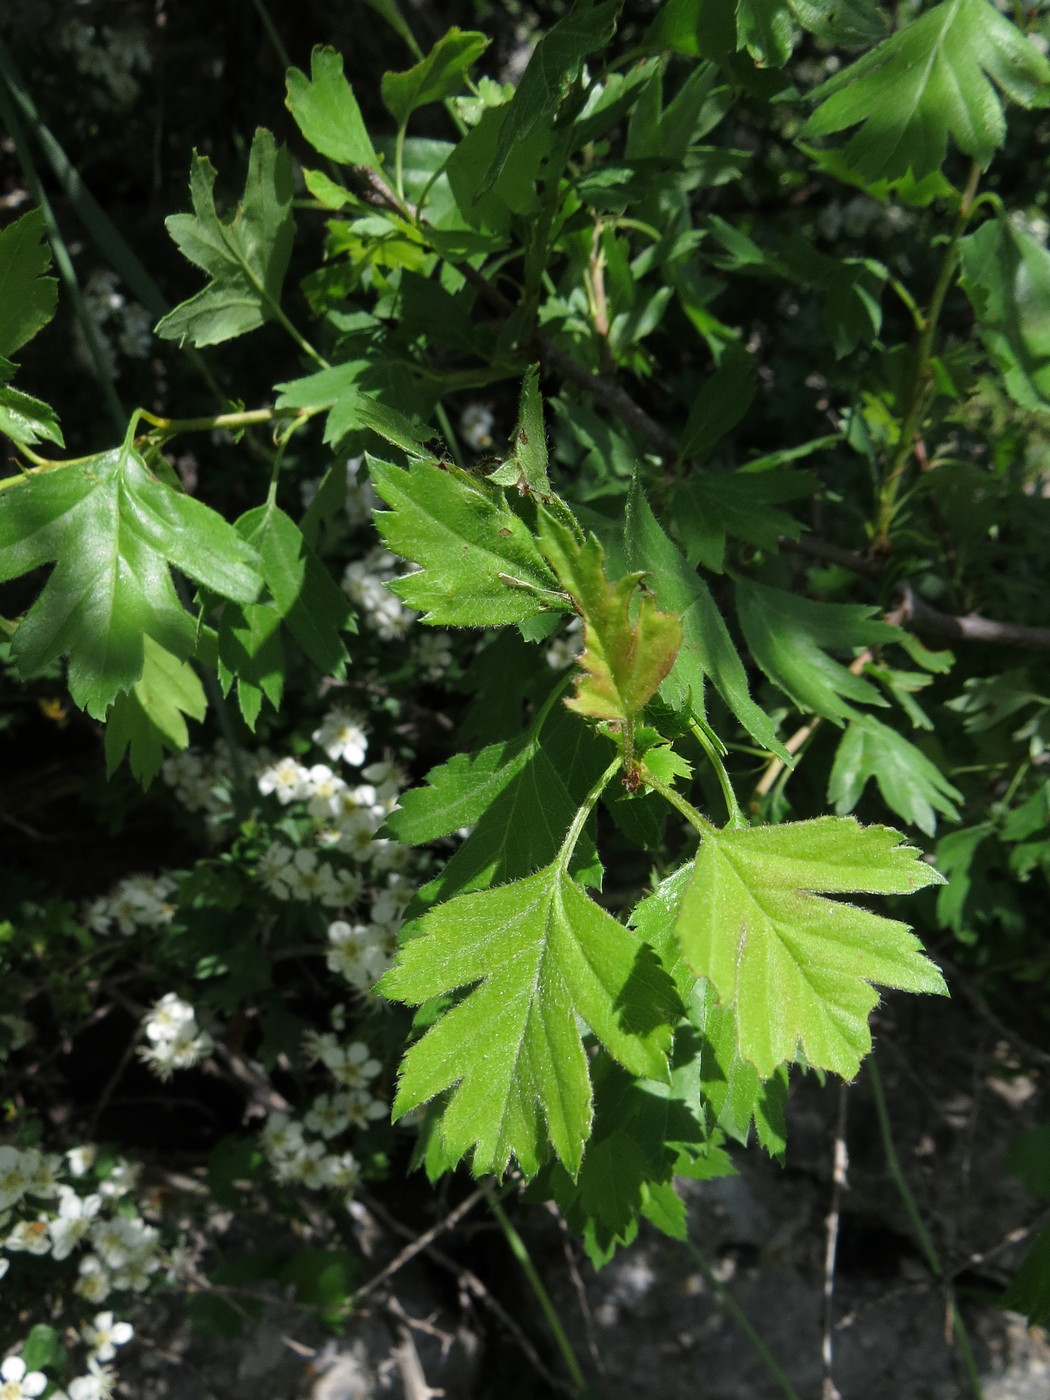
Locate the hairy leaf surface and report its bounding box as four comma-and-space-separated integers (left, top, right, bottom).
370, 457, 566, 625
381, 864, 677, 1175
677, 816, 946, 1078
540, 514, 681, 725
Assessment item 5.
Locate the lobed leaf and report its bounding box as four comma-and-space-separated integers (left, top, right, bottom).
381, 28, 489, 128
286, 47, 378, 167
381, 863, 677, 1176
0, 207, 58, 359
829, 715, 961, 836
105, 636, 207, 783
370, 456, 567, 626
0, 442, 260, 717
156, 129, 295, 347
736, 579, 898, 723
623, 486, 790, 761
802, 0, 1050, 183
677, 816, 947, 1079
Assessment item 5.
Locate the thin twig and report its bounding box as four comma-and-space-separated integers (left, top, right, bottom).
549, 1202, 605, 1379
352, 1185, 489, 1302
357, 1189, 574, 1396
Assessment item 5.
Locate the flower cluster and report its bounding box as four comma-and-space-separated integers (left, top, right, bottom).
137, 994, 214, 1081
342, 548, 416, 641
83, 874, 175, 937
73, 270, 152, 379
0, 1143, 168, 1300
161, 742, 238, 817
259, 1032, 386, 1202
60, 20, 152, 106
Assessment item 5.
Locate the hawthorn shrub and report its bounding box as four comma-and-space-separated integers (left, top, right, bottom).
2, 0, 1050, 1391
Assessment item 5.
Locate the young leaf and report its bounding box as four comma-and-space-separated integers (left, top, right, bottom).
286, 47, 378, 168
959, 214, 1050, 412
105, 636, 207, 783
829, 715, 961, 836
676, 816, 947, 1079
156, 129, 295, 347
483, 0, 620, 191
802, 0, 1050, 183
216, 600, 284, 729
736, 579, 899, 723
539, 514, 682, 726
381, 28, 489, 127
0, 207, 58, 358
623, 487, 790, 762
370, 457, 567, 626
380, 863, 676, 1176
0, 442, 261, 717
486, 364, 552, 499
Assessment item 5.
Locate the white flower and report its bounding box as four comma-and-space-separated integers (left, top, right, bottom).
66, 1358, 116, 1400
324, 1041, 381, 1090
144, 993, 195, 1042
74, 1254, 111, 1303
0, 1355, 47, 1400
326, 1151, 361, 1194
258, 756, 311, 805
312, 708, 369, 766
344, 1090, 388, 1130
50, 1187, 102, 1261
81, 1311, 133, 1362
5, 1219, 51, 1255
0, 1147, 31, 1210
413, 632, 453, 678
66, 1145, 97, 1177
304, 1093, 353, 1140
261, 1113, 305, 1161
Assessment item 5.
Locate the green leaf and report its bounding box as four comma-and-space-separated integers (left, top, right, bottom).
676, 816, 947, 1079
672, 465, 815, 573
0, 443, 261, 716
386, 731, 536, 844
286, 46, 378, 167
412, 706, 608, 903
1003, 1226, 1050, 1326
802, 0, 1050, 183
235, 502, 353, 676
274, 362, 370, 446
217, 600, 285, 729
381, 862, 676, 1175
539, 514, 681, 726
736, 579, 899, 723
678, 342, 755, 462
829, 715, 961, 836
382, 28, 489, 127
933, 823, 992, 934
0, 384, 64, 450
486, 365, 552, 499
483, 0, 619, 191
156, 129, 295, 347
736, 0, 884, 67
21, 1324, 63, 1375
630, 867, 787, 1155
370, 456, 567, 626
105, 636, 208, 783
623, 486, 790, 761
958, 214, 1050, 412
0, 207, 58, 358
